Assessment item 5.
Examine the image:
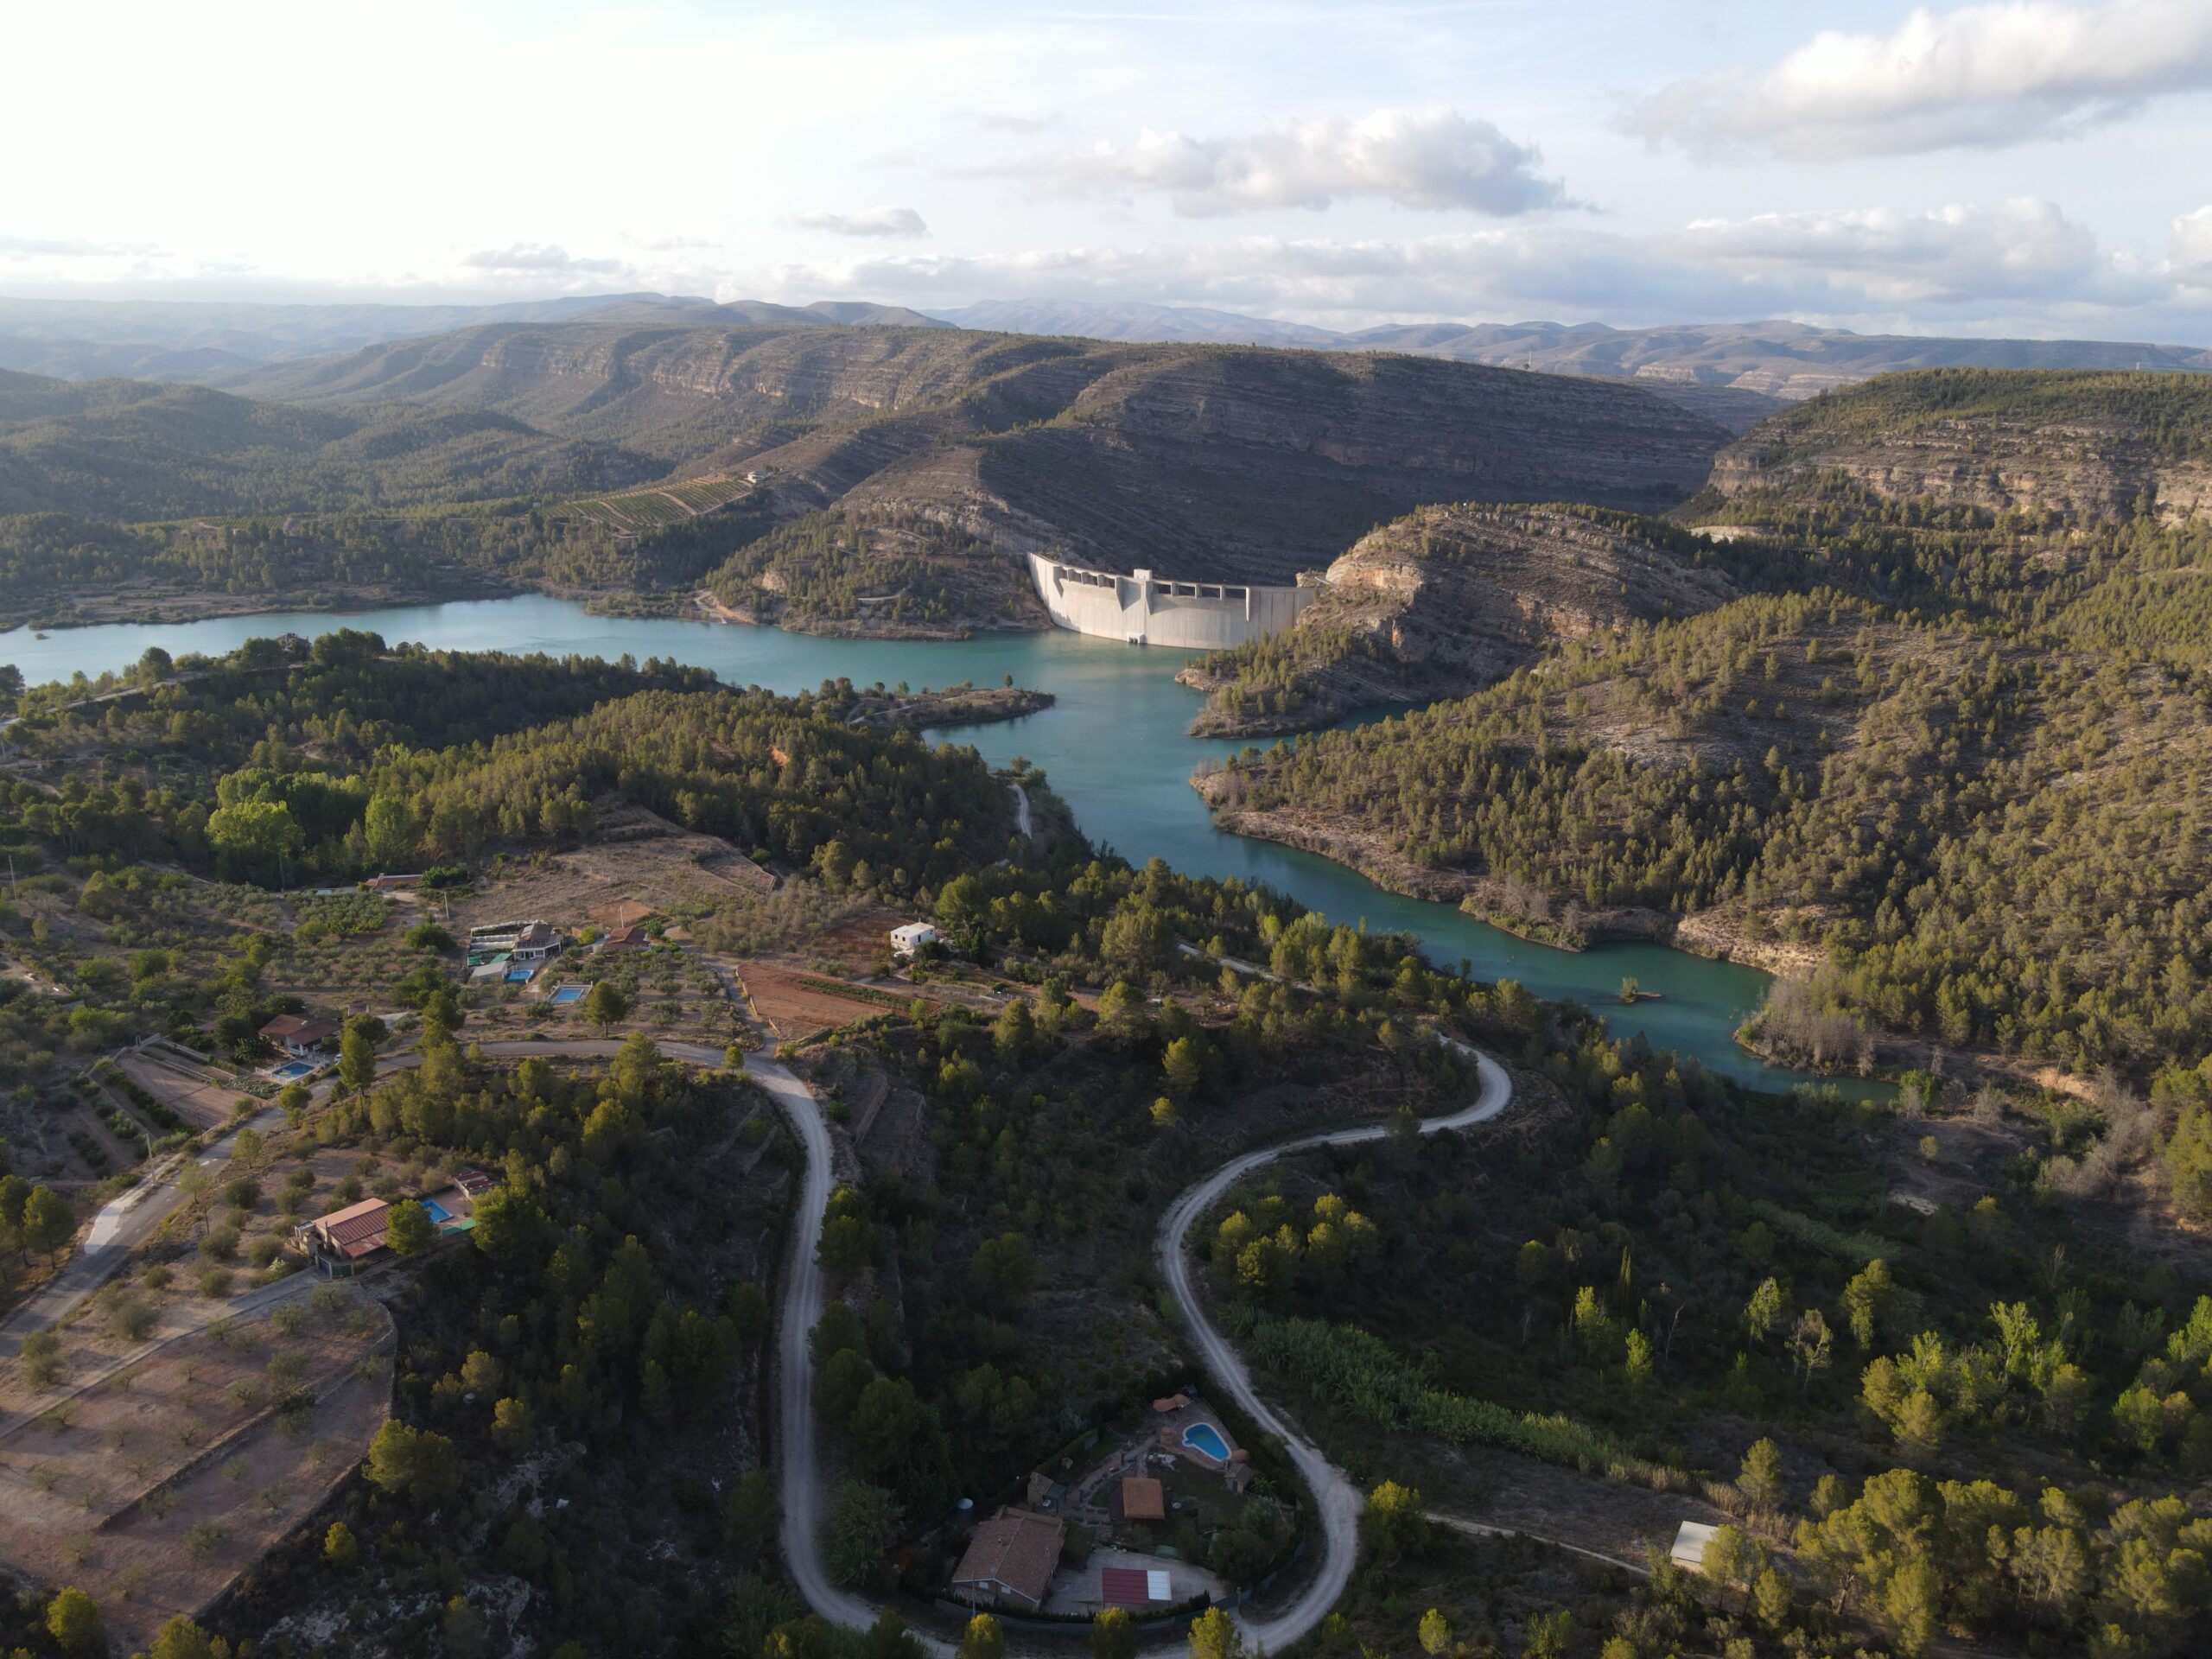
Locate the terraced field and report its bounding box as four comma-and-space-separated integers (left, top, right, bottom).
566, 475, 760, 532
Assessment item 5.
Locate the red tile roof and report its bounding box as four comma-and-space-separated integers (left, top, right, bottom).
312, 1198, 391, 1258
950, 1508, 1065, 1610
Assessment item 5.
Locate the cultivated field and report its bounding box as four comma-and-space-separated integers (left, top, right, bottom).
733, 962, 925, 1040
0, 1284, 393, 1650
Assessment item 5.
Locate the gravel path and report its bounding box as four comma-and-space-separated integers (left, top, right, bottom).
1153, 1040, 1512, 1652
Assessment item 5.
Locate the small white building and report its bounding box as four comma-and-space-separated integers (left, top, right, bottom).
889, 922, 938, 958
1671, 1521, 1720, 1572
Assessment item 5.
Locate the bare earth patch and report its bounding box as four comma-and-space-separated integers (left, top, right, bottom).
0, 1287, 393, 1650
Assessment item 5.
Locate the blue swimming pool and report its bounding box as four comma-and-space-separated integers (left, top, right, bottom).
422, 1198, 452, 1224
505, 967, 534, 983
270, 1061, 315, 1081
1181, 1423, 1230, 1461
550, 986, 586, 1005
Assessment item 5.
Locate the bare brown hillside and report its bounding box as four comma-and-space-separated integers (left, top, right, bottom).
232, 321, 1734, 594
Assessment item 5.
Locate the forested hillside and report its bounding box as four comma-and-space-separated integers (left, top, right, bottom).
0, 368, 658, 520
1200, 374, 2212, 1116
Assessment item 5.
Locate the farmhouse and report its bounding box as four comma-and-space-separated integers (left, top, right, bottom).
302, 1198, 391, 1269
950, 1507, 1065, 1613
889, 921, 938, 958
258, 1014, 339, 1058
594, 925, 651, 955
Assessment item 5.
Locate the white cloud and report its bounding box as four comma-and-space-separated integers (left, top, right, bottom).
966, 106, 1571, 216
770, 197, 2206, 334
790, 207, 931, 238
2176, 207, 2212, 284
461, 243, 631, 276
1624, 0, 2212, 160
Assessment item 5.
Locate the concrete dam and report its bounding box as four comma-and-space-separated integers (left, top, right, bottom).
1027, 554, 1315, 649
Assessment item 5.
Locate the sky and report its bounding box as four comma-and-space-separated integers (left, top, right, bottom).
4, 0, 2212, 340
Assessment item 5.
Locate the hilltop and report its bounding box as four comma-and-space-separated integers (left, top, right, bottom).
1177, 504, 1737, 734
1699, 368, 2212, 526
0, 367, 658, 521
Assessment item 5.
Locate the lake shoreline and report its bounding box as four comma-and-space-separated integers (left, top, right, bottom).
3, 591, 1874, 1096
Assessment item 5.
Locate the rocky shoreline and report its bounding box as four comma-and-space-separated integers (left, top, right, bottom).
1190, 772, 1824, 978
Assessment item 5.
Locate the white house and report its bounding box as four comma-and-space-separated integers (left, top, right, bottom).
889, 922, 938, 958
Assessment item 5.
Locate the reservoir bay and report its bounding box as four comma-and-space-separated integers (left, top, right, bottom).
5, 594, 1859, 1094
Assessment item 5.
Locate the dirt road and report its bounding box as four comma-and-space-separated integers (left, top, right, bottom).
1153, 1040, 1512, 1651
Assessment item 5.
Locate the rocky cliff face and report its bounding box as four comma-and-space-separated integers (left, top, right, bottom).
1179, 504, 1737, 734
1703, 369, 2212, 524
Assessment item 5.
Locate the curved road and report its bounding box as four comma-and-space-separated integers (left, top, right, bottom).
771, 1028, 1511, 1653
16, 1022, 1517, 1651
1153, 1042, 1512, 1651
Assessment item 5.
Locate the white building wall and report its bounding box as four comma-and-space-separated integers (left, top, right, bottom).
1026, 554, 1314, 649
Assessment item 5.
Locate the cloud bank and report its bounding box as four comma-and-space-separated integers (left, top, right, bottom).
772, 196, 2209, 334
791, 207, 931, 238
1626, 0, 2212, 159
969, 107, 1570, 216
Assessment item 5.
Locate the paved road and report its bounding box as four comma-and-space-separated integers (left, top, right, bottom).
1154, 1040, 1512, 1652
1011, 781, 1033, 841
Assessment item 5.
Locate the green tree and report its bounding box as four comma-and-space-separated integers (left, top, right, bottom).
1745, 1276, 1784, 1350
1417, 1608, 1452, 1656
1090, 1608, 1137, 1659
583, 979, 632, 1035
323, 1521, 359, 1570
22, 1185, 73, 1257
1739, 1439, 1786, 1510
492, 1395, 537, 1455
385, 1198, 435, 1255
969, 1232, 1038, 1304
821, 1479, 901, 1591
1361, 1478, 1428, 1558
364, 1419, 461, 1504
46, 1587, 103, 1655
339, 1023, 376, 1096
958, 1614, 1006, 1659
442, 1595, 489, 1659
1187, 1606, 1244, 1659
1842, 1258, 1894, 1347
1161, 1035, 1205, 1102
207, 798, 302, 876
1624, 1328, 1655, 1395
148, 1618, 229, 1659
727, 1466, 780, 1548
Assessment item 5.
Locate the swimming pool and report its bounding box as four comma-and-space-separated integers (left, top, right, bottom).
270, 1061, 315, 1081
1181, 1422, 1230, 1462
550, 986, 586, 1005
505, 967, 535, 983
422, 1198, 452, 1224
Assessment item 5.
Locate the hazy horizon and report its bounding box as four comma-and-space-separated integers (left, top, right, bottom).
5, 0, 2212, 344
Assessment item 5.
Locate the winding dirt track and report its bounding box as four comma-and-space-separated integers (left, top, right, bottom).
1152, 1043, 1512, 1650
12, 1026, 1519, 1651
773, 1030, 1513, 1652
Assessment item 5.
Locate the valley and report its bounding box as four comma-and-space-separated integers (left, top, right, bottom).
3, 315, 2212, 1659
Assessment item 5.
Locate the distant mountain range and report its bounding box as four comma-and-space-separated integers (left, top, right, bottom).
9, 292, 2207, 439
0, 295, 947, 381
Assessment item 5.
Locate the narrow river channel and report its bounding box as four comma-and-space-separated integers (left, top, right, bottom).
3, 594, 1865, 1094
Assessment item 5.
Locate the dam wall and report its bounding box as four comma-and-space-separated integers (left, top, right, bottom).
1027, 554, 1314, 648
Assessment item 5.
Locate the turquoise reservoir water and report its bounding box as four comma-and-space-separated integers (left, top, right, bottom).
3, 595, 1848, 1092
